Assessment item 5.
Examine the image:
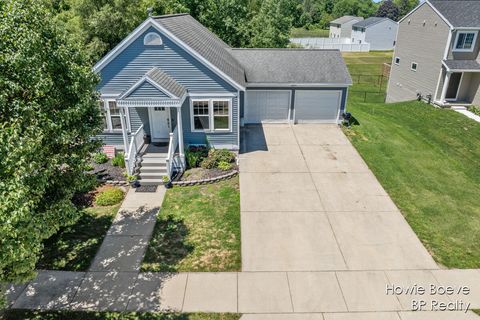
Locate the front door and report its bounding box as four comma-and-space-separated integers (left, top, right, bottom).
149, 107, 170, 142
445, 73, 463, 101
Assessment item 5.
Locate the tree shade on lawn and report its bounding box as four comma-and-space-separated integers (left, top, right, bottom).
142, 178, 240, 272
343, 101, 480, 268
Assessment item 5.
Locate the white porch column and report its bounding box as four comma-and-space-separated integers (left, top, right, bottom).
119, 107, 129, 152
176, 106, 185, 166
440, 71, 452, 104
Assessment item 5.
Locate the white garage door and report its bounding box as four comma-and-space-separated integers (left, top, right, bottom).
294, 90, 342, 123
245, 90, 290, 124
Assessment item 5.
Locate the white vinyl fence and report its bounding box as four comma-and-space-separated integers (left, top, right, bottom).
290, 37, 370, 52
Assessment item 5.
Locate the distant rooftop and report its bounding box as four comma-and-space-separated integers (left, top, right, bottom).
353, 17, 395, 29
330, 16, 364, 25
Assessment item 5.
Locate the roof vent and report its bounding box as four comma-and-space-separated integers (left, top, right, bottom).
423, 20, 426, 26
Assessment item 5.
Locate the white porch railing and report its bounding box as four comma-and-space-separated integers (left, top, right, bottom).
125, 124, 145, 175
165, 125, 179, 180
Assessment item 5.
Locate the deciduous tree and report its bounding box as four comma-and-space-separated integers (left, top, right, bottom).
376, 0, 400, 21
0, 0, 101, 283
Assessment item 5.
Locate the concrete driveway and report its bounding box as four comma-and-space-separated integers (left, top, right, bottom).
239, 124, 438, 272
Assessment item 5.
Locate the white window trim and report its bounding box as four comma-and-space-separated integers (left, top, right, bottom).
102, 99, 131, 133
190, 98, 233, 133
453, 30, 478, 52
394, 57, 400, 65
411, 62, 418, 71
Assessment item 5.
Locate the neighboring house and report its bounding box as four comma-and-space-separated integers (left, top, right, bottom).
94, 14, 352, 184
330, 16, 364, 39
351, 17, 398, 50
387, 0, 480, 106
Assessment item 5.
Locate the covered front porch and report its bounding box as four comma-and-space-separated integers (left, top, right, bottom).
436, 60, 480, 106
116, 68, 188, 182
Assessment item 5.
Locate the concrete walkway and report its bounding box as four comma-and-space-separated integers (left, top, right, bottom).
7, 269, 480, 316
239, 124, 437, 272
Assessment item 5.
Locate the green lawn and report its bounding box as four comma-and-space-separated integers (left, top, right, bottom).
36, 204, 119, 271
290, 27, 329, 38
142, 177, 241, 272
2, 310, 241, 320
343, 101, 480, 268
343, 51, 393, 103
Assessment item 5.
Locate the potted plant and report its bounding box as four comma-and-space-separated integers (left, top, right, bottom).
127, 175, 140, 188
162, 175, 172, 189
143, 134, 151, 145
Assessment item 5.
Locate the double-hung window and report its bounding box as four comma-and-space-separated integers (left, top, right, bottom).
454, 31, 478, 52
100, 99, 130, 132
191, 98, 232, 132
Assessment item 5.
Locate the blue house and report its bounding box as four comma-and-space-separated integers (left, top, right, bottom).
94, 14, 352, 184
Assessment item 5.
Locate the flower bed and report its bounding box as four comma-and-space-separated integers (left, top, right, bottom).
176, 146, 238, 183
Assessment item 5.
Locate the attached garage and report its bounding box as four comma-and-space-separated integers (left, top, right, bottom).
294, 90, 342, 123
231, 49, 352, 125
244, 90, 291, 124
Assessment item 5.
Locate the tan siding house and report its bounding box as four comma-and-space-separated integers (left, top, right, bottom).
387, 0, 480, 107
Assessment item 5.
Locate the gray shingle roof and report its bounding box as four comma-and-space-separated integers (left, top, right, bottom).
229, 49, 352, 85
353, 17, 393, 28
443, 59, 480, 71
146, 67, 187, 98
154, 14, 246, 87
330, 16, 364, 25
430, 0, 480, 28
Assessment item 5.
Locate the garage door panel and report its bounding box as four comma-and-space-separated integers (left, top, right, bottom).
295, 90, 341, 123
245, 91, 290, 124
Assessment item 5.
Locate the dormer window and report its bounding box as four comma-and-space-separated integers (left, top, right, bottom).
454, 31, 477, 52
144, 32, 163, 46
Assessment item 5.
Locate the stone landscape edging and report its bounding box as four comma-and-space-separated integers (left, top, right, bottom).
173, 170, 238, 187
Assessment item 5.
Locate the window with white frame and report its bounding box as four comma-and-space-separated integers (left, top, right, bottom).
454, 31, 477, 51
100, 99, 130, 132
191, 99, 231, 132
411, 62, 418, 71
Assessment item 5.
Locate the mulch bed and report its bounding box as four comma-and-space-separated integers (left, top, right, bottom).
177, 165, 238, 182
92, 161, 126, 182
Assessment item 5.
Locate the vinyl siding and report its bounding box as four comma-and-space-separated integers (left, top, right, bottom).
386, 3, 450, 103
95, 26, 239, 148
351, 28, 366, 44
127, 82, 170, 99
364, 20, 398, 51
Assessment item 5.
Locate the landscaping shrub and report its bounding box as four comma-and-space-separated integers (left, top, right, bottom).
217, 161, 233, 171
185, 146, 208, 168
111, 153, 125, 168
469, 106, 480, 116
92, 152, 108, 164
95, 187, 124, 206
200, 149, 235, 169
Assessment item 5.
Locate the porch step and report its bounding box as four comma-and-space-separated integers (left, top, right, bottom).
138, 178, 165, 186
139, 172, 167, 180
140, 166, 168, 172
143, 153, 168, 158
141, 158, 167, 167
451, 106, 467, 111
